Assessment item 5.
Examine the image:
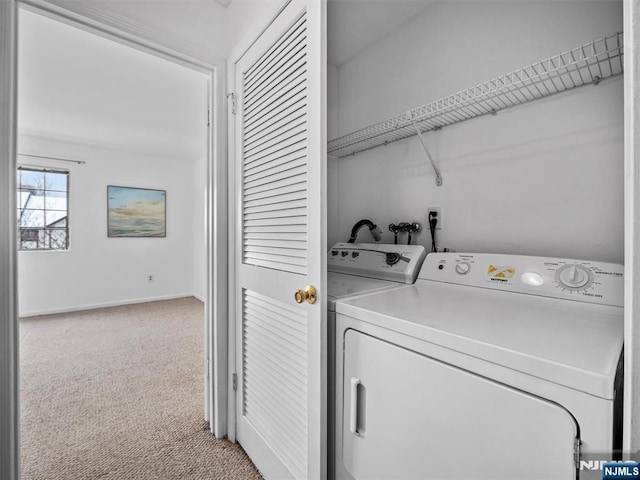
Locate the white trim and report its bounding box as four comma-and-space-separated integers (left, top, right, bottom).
623, 0, 640, 454
193, 294, 206, 303
211, 62, 229, 438
308, 2, 328, 476
204, 75, 213, 427
226, 59, 237, 442
0, 1, 18, 478
13, 0, 230, 442
18, 294, 201, 318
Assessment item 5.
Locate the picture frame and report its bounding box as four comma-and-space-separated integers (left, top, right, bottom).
107, 185, 166, 238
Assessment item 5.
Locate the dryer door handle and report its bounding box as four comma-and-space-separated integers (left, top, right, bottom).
349, 377, 361, 436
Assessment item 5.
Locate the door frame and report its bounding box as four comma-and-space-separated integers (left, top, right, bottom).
0, 1, 19, 478
623, 0, 640, 454
15, 0, 228, 436
0, 3, 229, 478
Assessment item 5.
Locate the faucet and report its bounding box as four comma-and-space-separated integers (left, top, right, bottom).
347, 219, 382, 243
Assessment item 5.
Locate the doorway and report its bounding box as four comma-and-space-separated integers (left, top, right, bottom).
16, 5, 221, 478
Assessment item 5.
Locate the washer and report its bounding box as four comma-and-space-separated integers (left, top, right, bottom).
334, 252, 624, 480
328, 242, 427, 315
327, 242, 426, 478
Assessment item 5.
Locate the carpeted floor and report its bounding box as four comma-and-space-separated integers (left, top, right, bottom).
19, 297, 261, 480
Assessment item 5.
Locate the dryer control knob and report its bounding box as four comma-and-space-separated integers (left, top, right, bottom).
455, 262, 471, 275
556, 264, 592, 290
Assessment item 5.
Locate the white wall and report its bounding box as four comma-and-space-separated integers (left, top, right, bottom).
17, 135, 206, 316
329, 0, 624, 263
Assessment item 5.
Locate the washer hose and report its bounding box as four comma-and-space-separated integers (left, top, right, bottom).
348, 219, 382, 243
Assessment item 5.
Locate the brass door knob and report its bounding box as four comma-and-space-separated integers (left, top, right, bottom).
294, 285, 317, 304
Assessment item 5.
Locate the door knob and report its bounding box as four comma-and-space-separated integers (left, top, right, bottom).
294, 285, 317, 304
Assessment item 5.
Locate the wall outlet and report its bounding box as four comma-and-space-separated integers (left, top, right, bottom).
148, 275, 154, 282
428, 207, 442, 230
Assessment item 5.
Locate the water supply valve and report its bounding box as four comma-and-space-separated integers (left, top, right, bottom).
389, 222, 421, 244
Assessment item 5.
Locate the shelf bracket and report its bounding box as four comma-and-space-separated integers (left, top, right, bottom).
412, 122, 443, 187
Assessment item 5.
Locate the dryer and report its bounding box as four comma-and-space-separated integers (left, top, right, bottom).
334, 252, 624, 480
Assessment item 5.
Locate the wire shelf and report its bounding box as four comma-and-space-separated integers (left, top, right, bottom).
327, 32, 624, 159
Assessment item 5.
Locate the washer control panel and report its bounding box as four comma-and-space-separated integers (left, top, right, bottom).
328, 242, 427, 284
421, 252, 623, 306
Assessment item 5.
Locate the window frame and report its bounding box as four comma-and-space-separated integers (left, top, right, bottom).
17, 166, 70, 251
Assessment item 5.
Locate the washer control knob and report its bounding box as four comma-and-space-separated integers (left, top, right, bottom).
455, 262, 471, 275
385, 252, 401, 266
556, 264, 592, 290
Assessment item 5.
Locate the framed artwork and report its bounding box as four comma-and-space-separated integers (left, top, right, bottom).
107, 186, 166, 238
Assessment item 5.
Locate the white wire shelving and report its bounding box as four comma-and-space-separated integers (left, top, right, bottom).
327, 32, 624, 171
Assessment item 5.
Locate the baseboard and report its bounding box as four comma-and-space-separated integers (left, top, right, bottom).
193, 293, 205, 303
19, 293, 199, 318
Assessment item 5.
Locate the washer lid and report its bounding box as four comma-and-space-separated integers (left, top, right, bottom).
327, 272, 404, 310
335, 280, 623, 399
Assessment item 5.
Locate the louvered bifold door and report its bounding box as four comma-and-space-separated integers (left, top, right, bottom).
242, 13, 308, 275
233, 1, 326, 480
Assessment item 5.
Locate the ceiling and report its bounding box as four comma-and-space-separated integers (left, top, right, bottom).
18, 9, 208, 163
16, 1, 434, 159
327, 0, 436, 67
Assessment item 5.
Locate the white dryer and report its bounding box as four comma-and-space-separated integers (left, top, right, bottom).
334, 252, 624, 480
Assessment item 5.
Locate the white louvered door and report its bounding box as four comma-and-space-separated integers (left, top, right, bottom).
233, 1, 326, 479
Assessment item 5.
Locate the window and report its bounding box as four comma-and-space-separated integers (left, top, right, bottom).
17, 167, 69, 250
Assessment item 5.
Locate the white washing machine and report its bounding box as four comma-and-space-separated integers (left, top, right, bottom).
334, 252, 624, 480
328, 242, 427, 315
327, 242, 426, 478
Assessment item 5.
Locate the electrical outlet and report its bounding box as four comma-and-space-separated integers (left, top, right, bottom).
148, 275, 154, 282
428, 207, 442, 230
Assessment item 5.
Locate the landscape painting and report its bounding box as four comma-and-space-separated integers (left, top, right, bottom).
107, 186, 166, 237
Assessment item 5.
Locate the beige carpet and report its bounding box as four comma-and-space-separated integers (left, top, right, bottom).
19, 297, 261, 480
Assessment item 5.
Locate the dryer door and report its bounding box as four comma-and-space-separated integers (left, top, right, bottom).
342, 330, 579, 480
